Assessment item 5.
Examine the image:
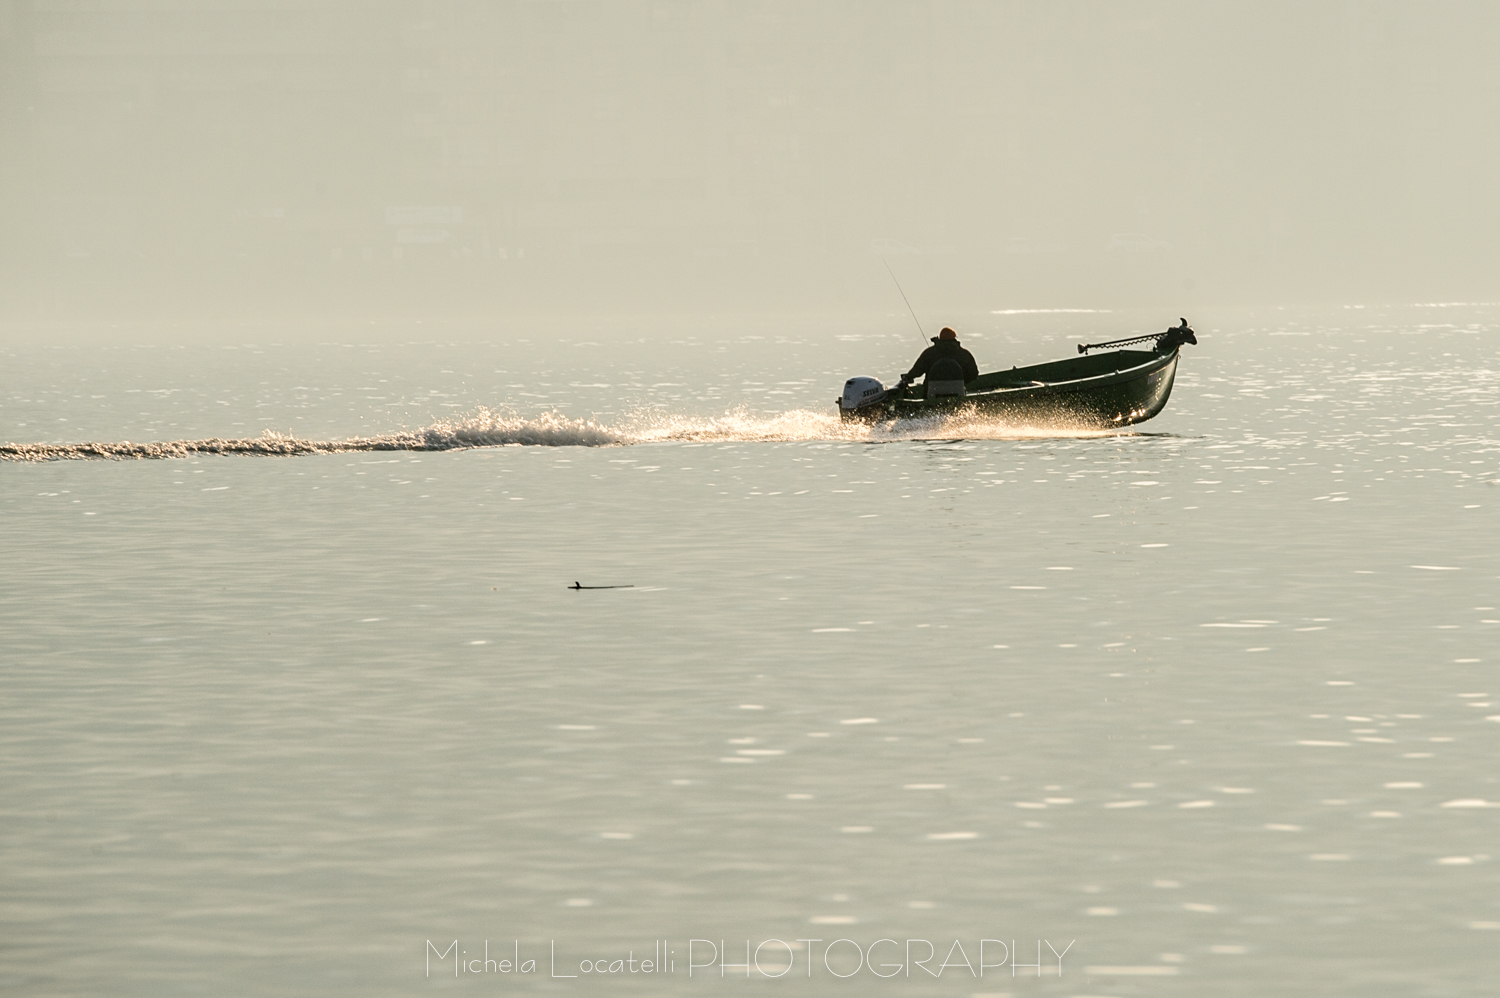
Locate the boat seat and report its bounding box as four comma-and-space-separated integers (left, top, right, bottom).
925, 356, 967, 399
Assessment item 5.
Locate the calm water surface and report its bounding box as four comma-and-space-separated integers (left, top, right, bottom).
2, 306, 1498, 996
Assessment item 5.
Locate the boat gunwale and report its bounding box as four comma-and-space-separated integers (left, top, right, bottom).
918, 347, 1178, 406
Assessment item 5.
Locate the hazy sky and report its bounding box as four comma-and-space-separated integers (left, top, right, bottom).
1, 0, 1497, 321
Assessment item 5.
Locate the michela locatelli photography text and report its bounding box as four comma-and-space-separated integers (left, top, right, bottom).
428, 939, 1076, 981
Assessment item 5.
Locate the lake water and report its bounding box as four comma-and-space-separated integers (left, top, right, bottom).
2, 305, 1497, 997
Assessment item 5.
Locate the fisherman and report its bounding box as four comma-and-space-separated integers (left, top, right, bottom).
896, 327, 979, 397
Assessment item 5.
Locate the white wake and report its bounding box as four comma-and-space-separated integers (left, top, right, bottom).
2, 407, 1127, 461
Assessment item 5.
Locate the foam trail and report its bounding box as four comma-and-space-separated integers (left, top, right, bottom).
624, 407, 1126, 444
2, 407, 1127, 461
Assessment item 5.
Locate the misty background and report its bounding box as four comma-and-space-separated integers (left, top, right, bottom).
1, 0, 1497, 324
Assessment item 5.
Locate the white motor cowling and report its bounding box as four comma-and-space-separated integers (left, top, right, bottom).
841, 376, 886, 410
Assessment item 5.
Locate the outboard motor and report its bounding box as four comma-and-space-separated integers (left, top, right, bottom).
840, 376, 886, 412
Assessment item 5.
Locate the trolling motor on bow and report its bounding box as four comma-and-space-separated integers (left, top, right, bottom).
1078, 318, 1197, 355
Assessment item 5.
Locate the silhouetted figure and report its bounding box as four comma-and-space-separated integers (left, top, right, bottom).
898, 327, 979, 398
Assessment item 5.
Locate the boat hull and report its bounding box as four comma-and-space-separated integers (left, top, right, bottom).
840, 347, 1182, 428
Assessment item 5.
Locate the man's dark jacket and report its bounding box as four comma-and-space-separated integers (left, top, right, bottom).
904, 337, 979, 383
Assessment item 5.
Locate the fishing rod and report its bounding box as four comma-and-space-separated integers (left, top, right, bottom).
882, 258, 928, 343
